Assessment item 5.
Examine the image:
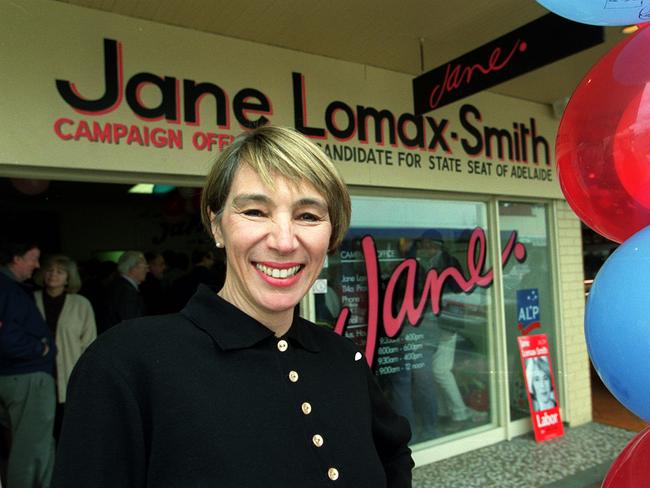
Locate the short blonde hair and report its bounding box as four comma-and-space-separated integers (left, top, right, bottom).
201, 126, 351, 251
35, 254, 82, 294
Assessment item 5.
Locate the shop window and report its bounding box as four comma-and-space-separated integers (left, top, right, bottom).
314, 195, 498, 445
498, 201, 557, 421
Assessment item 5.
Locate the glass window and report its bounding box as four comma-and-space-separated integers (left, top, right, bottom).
314, 195, 498, 445
498, 201, 557, 421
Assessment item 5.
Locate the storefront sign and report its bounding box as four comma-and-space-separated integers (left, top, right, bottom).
518, 334, 564, 442
412, 14, 604, 114
52, 44, 554, 169
0, 0, 564, 199
517, 288, 540, 335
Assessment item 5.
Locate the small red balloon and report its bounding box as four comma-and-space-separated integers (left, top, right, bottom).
602, 426, 650, 487
161, 191, 186, 224
10, 178, 50, 195
557, 25, 650, 243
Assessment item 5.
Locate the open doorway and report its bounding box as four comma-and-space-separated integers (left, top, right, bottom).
0, 175, 228, 482
0, 175, 227, 313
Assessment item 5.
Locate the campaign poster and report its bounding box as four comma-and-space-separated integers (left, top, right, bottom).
517, 334, 564, 442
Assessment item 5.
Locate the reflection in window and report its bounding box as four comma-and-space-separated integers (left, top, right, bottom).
315, 196, 495, 445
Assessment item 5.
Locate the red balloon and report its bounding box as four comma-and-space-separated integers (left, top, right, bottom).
557, 25, 650, 243
602, 426, 650, 487
615, 87, 650, 211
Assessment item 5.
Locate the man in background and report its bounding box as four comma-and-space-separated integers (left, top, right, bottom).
0, 239, 56, 488
99, 250, 147, 333
140, 251, 167, 315
418, 231, 487, 427
171, 247, 224, 311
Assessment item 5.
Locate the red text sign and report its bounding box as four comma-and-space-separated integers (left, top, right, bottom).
412, 14, 603, 114
334, 227, 526, 367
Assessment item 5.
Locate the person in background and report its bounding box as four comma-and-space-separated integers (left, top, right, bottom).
78, 259, 116, 320
34, 254, 96, 442
53, 126, 413, 487
161, 250, 188, 292
380, 236, 440, 443
526, 356, 556, 411
99, 251, 147, 333
140, 251, 167, 315
0, 239, 56, 488
211, 245, 227, 293
170, 247, 219, 310
417, 232, 487, 427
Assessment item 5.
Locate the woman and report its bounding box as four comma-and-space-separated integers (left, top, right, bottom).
34, 255, 97, 440
53, 126, 413, 487
526, 356, 556, 411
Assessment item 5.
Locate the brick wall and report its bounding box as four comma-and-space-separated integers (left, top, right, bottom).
554, 200, 591, 425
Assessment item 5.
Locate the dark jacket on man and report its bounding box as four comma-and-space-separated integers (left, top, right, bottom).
98, 275, 144, 334
0, 269, 55, 376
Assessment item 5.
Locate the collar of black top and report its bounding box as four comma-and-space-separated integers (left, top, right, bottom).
181, 284, 321, 353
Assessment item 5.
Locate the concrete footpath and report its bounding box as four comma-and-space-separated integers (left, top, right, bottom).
413, 422, 635, 488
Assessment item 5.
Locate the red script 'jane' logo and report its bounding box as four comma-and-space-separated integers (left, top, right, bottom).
334, 228, 527, 367
428, 39, 527, 110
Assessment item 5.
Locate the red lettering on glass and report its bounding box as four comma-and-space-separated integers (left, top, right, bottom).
334, 228, 526, 367
428, 39, 525, 110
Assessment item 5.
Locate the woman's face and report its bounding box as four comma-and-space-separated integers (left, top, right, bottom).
212, 164, 332, 326
44, 264, 68, 291
532, 368, 552, 404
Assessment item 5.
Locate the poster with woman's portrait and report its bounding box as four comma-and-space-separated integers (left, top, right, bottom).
518, 334, 564, 442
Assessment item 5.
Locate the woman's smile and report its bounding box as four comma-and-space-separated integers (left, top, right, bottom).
255, 263, 303, 286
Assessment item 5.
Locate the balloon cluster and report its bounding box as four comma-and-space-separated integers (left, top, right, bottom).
537, 3, 650, 484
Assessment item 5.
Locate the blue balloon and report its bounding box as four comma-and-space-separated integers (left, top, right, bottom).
586, 225, 650, 421
537, 0, 650, 26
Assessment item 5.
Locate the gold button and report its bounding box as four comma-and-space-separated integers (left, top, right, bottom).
312, 434, 324, 447
277, 340, 288, 352
301, 402, 312, 415
289, 370, 299, 383
327, 467, 339, 481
